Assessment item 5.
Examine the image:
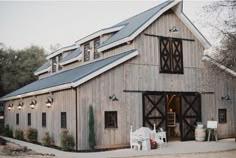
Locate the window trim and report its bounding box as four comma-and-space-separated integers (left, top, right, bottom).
84, 43, 90, 62
61, 112, 67, 129
104, 111, 118, 129
218, 109, 227, 123
16, 113, 19, 125
27, 113, 31, 126
42, 112, 46, 127
94, 38, 100, 59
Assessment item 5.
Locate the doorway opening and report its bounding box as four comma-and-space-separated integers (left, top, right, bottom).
166, 95, 181, 141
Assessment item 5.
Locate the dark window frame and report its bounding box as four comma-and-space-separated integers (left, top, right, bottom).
61, 112, 67, 128
52, 57, 57, 73
159, 37, 184, 74
16, 113, 19, 125
218, 109, 227, 123
84, 43, 90, 62
58, 54, 63, 71
42, 112, 46, 127
94, 38, 100, 59
105, 111, 118, 128
27, 113, 31, 126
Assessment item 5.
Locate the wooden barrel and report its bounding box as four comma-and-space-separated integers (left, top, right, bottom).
195, 128, 206, 141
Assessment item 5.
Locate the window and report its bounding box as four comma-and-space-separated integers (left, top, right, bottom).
84, 43, 90, 62
52, 57, 57, 73
16, 113, 19, 125
94, 38, 100, 59
42, 112, 46, 127
105, 111, 118, 128
27, 113, 31, 126
218, 109, 227, 123
58, 54, 63, 71
61, 112, 67, 128
160, 37, 183, 74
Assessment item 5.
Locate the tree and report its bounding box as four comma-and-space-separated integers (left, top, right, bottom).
88, 105, 96, 149
202, 1, 236, 70
0, 45, 46, 97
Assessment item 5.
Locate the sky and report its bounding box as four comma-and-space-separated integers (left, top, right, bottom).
0, 0, 214, 53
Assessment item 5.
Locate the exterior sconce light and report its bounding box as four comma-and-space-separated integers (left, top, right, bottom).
30, 99, 37, 109
221, 95, 231, 101
8, 104, 13, 111
46, 96, 53, 108
169, 26, 179, 33
18, 101, 24, 110
109, 94, 119, 101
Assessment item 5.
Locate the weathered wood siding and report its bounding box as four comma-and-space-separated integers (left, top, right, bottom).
201, 64, 236, 138
4, 89, 76, 147
76, 9, 236, 150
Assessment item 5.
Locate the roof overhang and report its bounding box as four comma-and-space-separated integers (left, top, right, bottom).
202, 55, 236, 78
97, 0, 211, 52
1, 50, 139, 101
46, 44, 78, 60
34, 67, 51, 76
60, 54, 82, 66
75, 25, 125, 45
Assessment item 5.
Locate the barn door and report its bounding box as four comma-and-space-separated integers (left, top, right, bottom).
143, 93, 167, 131
181, 93, 201, 141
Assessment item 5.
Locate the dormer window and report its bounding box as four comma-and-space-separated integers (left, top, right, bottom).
84, 43, 90, 62
94, 38, 100, 59
52, 57, 57, 73
58, 54, 63, 71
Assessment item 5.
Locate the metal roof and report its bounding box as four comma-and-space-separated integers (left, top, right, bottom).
98, 0, 173, 49
1, 49, 137, 99
60, 48, 81, 63
34, 61, 50, 74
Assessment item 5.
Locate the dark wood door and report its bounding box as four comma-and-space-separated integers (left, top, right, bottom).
143, 93, 167, 131
181, 93, 201, 141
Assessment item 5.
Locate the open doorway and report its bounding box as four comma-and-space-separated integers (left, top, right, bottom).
166, 95, 181, 141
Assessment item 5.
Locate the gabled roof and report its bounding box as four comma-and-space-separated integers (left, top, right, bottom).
60, 48, 82, 66
46, 44, 78, 60
97, 0, 211, 52
1, 49, 138, 101
202, 55, 236, 78
34, 61, 51, 75
75, 25, 124, 45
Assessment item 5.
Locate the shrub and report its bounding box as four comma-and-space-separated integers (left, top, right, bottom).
15, 129, 24, 140
2, 125, 13, 137
42, 132, 54, 146
88, 105, 96, 149
25, 128, 38, 142
60, 129, 75, 151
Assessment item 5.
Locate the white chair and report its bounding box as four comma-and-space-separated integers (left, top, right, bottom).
207, 121, 218, 141
130, 126, 141, 150
153, 124, 167, 147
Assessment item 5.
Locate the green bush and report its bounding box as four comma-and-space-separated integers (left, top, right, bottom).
88, 105, 96, 149
60, 129, 75, 151
15, 129, 24, 140
2, 125, 13, 137
25, 128, 38, 142
42, 132, 54, 146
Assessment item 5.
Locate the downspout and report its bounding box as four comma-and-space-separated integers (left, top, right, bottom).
74, 88, 78, 150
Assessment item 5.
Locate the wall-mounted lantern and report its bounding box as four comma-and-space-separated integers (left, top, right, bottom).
221, 95, 231, 101
46, 96, 53, 108
18, 101, 24, 110
30, 99, 37, 109
109, 94, 119, 101
8, 104, 13, 111
169, 26, 179, 33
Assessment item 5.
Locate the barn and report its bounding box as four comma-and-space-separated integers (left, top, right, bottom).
1, 0, 236, 150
